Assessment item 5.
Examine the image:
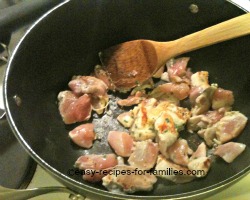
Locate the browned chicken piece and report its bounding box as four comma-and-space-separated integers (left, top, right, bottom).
190, 142, 207, 161
187, 157, 211, 177
117, 111, 135, 128
58, 91, 92, 124
130, 98, 158, 141
155, 112, 179, 158
167, 139, 193, 166
213, 142, 246, 163
155, 155, 195, 183
102, 165, 157, 193
215, 111, 248, 144
212, 88, 234, 110
128, 140, 159, 170
197, 127, 216, 147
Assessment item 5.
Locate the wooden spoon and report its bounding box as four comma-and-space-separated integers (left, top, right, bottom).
99, 13, 250, 91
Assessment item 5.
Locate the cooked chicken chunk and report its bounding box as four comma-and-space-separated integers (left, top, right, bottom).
168, 139, 193, 166
102, 165, 157, 193
215, 111, 248, 143
58, 91, 92, 124
155, 112, 178, 158
69, 123, 96, 148
155, 155, 195, 183
117, 111, 135, 128
128, 140, 159, 170
108, 131, 134, 157
213, 142, 246, 163
212, 88, 234, 110
117, 91, 146, 107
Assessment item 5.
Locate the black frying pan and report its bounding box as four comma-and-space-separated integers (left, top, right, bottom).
3, 0, 250, 199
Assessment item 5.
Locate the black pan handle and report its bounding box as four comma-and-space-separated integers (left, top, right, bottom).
0, 0, 63, 39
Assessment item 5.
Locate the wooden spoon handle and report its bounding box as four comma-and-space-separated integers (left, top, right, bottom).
170, 13, 250, 56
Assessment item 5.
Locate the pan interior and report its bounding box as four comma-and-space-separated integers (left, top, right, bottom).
4, 0, 250, 198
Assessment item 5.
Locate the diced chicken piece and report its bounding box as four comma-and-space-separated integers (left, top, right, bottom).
155, 155, 195, 183
213, 142, 246, 163
187, 109, 225, 133
82, 169, 111, 183
212, 88, 234, 110
117, 91, 146, 107
58, 91, 92, 124
150, 82, 190, 100
117, 111, 135, 128
69, 76, 108, 97
168, 139, 193, 166
190, 142, 207, 160
94, 65, 115, 90
165, 104, 191, 131
191, 84, 217, 116
189, 71, 210, 104
69, 123, 96, 148
75, 154, 118, 170
215, 111, 248, 143
197, 126, 216, 147
167, 57, 191, 83
108, 131, 134, 157
128, 140, 159, 170
188, 157, 211, 177
130, 98, 158, 141
155, 112, 178, 158
102, 165, 157, 193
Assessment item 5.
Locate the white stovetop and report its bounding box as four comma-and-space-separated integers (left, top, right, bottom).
1, 0, 249, 199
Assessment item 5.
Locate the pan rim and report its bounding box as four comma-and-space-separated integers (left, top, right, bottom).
3, 0, 250, 199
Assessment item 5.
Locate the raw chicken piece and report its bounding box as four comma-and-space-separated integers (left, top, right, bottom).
69, 76, 109, 114
128, 140, 159, 170
215, 111, 248, 143
213, 142, 246, 163
108, 131, 134, 157
150, 82, 190, 100
69, 123, 96, 148
191, 84, 217, 116
155, 155, 195, 183
212, 88, 234, 110
75, 154, 118, 170
102, 165, 157, 193
117, 111, 135, 128
197, 127, 216, 147
117, 91, 146, 107
188, 157, 211, 177
168, 139, 193, 166
190, 142, 207, 160
167, 57, 191, 83
155, 112, 178, 158
58, 91, 92, 124
69, 76, 108, 97
82, 169, 111, 183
